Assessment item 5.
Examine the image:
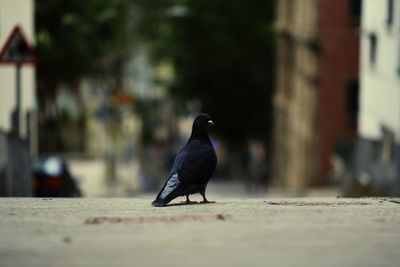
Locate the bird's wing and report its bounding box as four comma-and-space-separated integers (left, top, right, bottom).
159, 173, 180, 199
170, 141, 216, 184
153, 172, 197, 206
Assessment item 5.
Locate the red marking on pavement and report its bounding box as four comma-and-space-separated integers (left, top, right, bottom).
265, 201, 369, 206
84, 214, 226, 224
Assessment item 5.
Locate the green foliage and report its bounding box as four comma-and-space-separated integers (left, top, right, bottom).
148, 0, 276, 145
35, 0, 276, 145
35, 0, 132, 92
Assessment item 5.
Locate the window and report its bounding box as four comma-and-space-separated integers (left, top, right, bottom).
386, 0, 394, 27
350, 0, 362, 25
346, 79, 359, 119
350, 0, 361, 16
398, 45, 400, 76
398, 44, 400, 76
369, 33, 377, 66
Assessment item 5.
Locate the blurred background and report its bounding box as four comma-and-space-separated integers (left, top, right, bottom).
0, 0, 399, 198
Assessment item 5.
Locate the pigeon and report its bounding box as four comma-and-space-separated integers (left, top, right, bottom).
152, 113, 217, 207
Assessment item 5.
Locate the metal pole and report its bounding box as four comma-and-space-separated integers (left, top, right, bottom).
15, 64, 21, 137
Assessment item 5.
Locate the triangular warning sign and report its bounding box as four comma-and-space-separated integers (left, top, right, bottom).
0, 26, 35, 64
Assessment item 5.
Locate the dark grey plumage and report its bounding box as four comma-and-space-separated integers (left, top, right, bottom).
152, 113, 217, 207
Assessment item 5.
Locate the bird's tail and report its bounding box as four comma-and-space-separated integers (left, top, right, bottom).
152, 191, 178, 207
152, 173, 181, 207
151, 197, 168, 207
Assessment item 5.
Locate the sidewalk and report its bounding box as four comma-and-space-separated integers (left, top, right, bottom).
1, 197, 400, 267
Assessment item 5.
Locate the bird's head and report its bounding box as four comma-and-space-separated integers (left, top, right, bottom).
193, 113, 214, 129
190, 113, 214, 141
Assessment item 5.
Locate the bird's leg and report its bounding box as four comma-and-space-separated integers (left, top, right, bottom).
181, 195, 197, 204
200, 192, 215, 204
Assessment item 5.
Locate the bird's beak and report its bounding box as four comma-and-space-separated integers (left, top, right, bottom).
208, 120, 215, 126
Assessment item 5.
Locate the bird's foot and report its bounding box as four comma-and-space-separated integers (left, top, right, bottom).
180, 200, 198, 204
200, 198, 215, 204
181, 196, 198, 205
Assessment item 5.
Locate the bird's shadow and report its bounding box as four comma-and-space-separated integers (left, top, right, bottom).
164, 201, 216, 207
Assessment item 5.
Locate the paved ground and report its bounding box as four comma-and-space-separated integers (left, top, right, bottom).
1, 197, 400, 267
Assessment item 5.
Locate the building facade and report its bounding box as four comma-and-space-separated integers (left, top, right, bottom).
273, 0, 360, 190
349, 0, 400, 195
359, 0, 400, 140
273, 0, 319, 189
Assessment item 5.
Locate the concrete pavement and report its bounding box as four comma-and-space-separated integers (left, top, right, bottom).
1, 197, 400, 267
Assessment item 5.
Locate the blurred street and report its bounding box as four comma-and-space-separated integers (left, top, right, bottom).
1, 197, 400, 267
67, 157, 339, 198
1, 0, 399, 199
1, 1, 400, 266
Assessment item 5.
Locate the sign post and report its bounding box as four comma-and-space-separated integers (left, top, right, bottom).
14, 63, 21, 135
0, 26, 36, 137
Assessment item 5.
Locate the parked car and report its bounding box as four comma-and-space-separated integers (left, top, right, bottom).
32, 157, 82, 197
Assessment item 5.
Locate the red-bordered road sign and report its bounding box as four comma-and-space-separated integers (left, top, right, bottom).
0, 25, 36, 65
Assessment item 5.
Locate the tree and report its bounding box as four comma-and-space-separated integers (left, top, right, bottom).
154, 0, 276, 145
35, 0, 133, 111
35, 0, 276, 147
